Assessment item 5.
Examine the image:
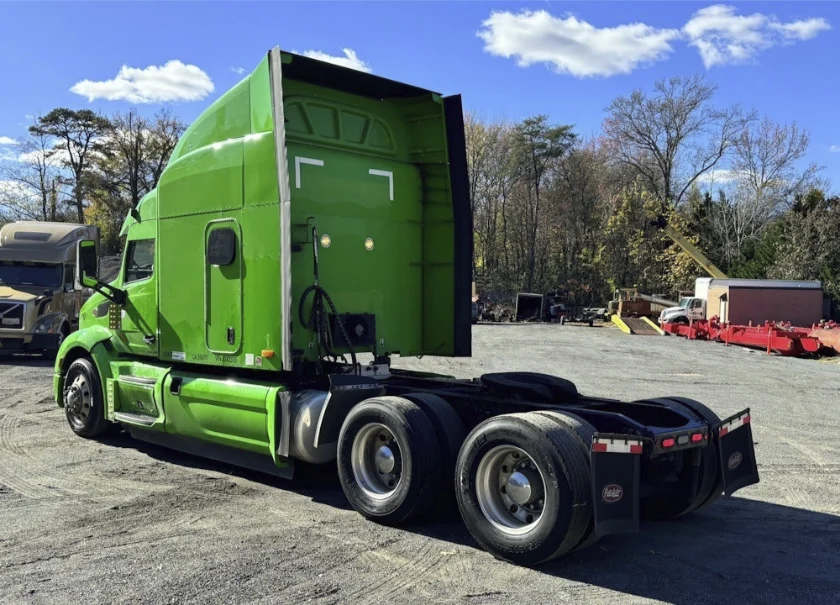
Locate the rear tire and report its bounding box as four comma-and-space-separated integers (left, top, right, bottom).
480, 371, 578, 403
63, 357, 111, 438
666, 396, 724, 514
639, 397, 721, 520
533, 410, 601, 552
337, 396, 442, 526
402, 392, 465, 512
455, 412, 591, 566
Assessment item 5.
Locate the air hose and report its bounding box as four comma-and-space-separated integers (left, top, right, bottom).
297, 225, 359, 373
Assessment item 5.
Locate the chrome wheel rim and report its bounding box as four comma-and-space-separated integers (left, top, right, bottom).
475, 445, 547, 535
64, 372, 92, 429
350, 423, 402, 499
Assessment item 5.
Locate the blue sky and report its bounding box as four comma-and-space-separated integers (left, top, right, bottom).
1, 1, 839, 186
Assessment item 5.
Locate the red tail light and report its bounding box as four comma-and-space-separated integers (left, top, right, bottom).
661, 438, 676, 449
691, 433, 704, 443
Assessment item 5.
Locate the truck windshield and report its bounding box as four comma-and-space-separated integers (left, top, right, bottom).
678, 298, 692, 308
0, 261, 62, 288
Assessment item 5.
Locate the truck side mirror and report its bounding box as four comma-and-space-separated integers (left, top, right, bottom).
75, 239, 99, 290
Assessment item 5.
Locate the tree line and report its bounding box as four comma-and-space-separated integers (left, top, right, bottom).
0, 108, 186, 253
1, 74, 838, 311
466, 74, 839, 310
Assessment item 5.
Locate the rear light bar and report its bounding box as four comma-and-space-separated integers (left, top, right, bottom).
659, 429, 707, 451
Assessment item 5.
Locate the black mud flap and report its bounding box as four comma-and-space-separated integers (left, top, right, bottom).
717, 408, 759, 497
590, 433, 644, 536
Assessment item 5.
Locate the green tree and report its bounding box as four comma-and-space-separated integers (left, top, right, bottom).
29, 108, 110, 223
510, 115, 576, 290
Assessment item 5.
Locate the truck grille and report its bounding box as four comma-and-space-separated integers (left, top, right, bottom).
0, 302, 24, 330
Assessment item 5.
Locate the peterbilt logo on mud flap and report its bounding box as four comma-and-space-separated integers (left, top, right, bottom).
601, 484, 623, 503
728, 451, 743, 470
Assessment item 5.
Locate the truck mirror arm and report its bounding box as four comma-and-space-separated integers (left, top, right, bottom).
89, 280, 126, 306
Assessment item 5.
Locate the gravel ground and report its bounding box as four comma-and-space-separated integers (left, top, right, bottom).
1, 323, 839, 605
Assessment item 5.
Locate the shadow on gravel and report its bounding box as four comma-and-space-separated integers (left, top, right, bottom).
0, 354, 54, 367
100, 429, 840, 605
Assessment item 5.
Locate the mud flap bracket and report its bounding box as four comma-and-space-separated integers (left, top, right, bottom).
590, 433, 644, 536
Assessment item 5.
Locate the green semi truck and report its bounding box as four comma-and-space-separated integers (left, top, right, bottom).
54, 47, 759, 566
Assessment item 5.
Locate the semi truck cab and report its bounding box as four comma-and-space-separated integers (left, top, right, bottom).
0, 221, 99, 355
53, 46, 759, 568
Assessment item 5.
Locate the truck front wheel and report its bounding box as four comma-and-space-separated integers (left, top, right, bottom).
337, 396, 442, 526
63, 357, 111, 439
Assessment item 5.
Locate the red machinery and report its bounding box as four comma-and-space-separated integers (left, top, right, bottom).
661, 317, 839, 357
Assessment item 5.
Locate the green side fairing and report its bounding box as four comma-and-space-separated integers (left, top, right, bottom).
56, 47, 470, 467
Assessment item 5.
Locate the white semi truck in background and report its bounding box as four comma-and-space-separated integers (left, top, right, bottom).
0, 221, 100, 355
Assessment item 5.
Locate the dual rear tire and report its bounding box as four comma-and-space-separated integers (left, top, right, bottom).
336, 395, 465, 525
337, 396, 597, 566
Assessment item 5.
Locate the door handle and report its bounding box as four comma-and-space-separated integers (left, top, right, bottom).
143, 334, 156, 345
227, 327, 235, 345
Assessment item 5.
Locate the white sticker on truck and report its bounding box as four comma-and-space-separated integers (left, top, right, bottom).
171, 351, 186, 361
245, 353, 254, 366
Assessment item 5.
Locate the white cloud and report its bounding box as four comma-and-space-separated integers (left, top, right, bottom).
231, 66, 246, 75
70, 60, 214, 103
17, 147, 70, 165
696, 168, 747, 186
0, 136, 19, 146
299, 48, 372, 73
771, 17, 832, 41
0, 180, 37, 200
683, 5, 831, 68
829, 145, 840, 153
0, 150, 18, 162
477, 10, 680, 78
478, 6, 830, 77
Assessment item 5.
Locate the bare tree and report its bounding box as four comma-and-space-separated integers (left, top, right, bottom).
603, 74, 752, 210
144, 108, 186, 192
712, 117, 822, 265
1, 119, 65, 221
91, 108, 186, 213
465, 112, 516, 280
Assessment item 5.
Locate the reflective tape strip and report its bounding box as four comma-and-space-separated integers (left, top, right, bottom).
592, 438, 643, 454
719, 413, 751, 437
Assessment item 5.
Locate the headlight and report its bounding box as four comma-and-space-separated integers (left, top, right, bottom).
33, 316, 56, 333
